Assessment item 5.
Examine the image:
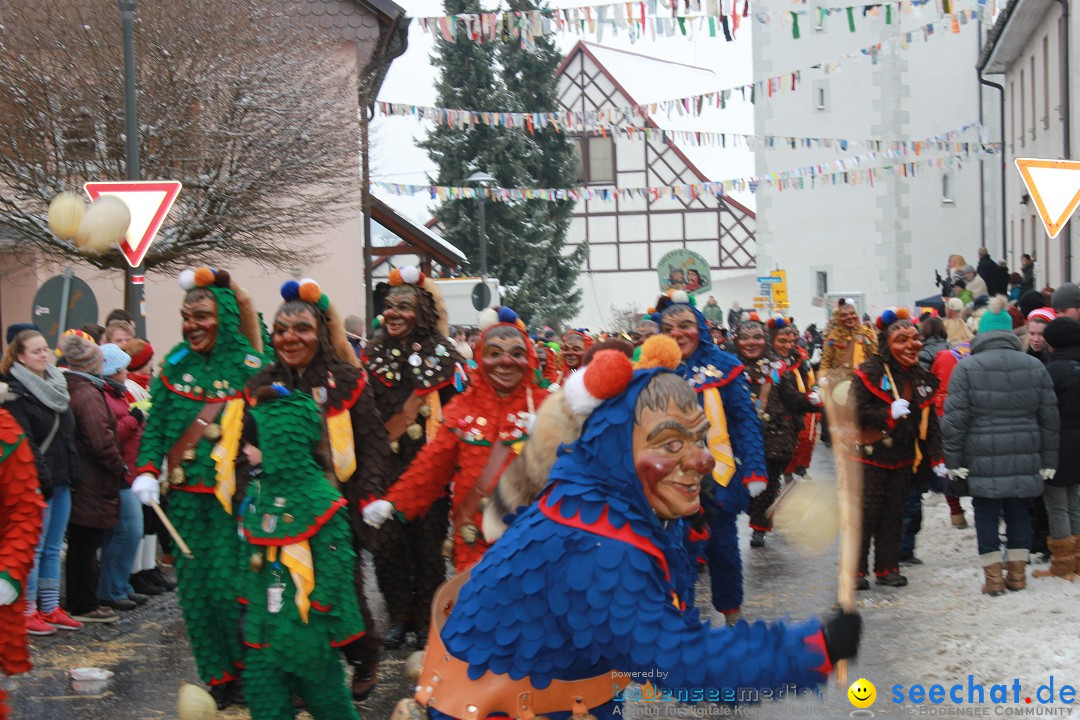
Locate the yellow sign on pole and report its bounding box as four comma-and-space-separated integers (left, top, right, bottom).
770, 269, 789, 309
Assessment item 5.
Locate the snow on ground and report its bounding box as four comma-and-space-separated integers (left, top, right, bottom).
882, 493, 1080, 693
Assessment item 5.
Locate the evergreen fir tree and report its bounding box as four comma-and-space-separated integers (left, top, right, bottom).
421, 0, 585, 328
497, 0, 586, 328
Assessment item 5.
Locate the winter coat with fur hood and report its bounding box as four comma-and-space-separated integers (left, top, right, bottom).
942, 331, 1059, 498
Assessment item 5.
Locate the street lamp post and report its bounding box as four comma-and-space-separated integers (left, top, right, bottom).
466, 171, 495, 281
118, 0, 145, 336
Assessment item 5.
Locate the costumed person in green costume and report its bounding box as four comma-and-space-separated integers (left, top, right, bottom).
131, 267, 268, 709
362, 266, 465, 649
234, 385, 364, 720
245, 277, 392, 700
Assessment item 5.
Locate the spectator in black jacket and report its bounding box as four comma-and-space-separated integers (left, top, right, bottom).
977, 247, 1010, 297
0, 329, 84, 635
1036, 318, 1080, 581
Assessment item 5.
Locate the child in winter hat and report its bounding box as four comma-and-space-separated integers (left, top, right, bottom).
58, 331, 103, 375
100, 343, 131, 378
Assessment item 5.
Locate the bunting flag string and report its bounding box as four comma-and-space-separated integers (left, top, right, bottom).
376, 105, 994, 154
371, 148, 990, 203
407, 0, 993, 47
381, 7, 982, 129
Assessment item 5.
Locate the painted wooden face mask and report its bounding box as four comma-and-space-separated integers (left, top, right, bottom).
888, 324, 922, 370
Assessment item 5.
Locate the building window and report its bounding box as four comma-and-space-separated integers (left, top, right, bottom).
60, 110, 97, 161
816, 271, 828, 297
574, 136, 614, 184
1020, 68, 1026, 147
1043, 35, 1050, 129
813, 80, 829, 112
1031, 55, 1037, 140
587, 135, 614, 183
942, 173, 954, 205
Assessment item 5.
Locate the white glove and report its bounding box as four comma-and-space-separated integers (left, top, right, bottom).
807, 391, 822, 407
1040, 468, 1056, 481
948, 467, 969, 480
362, 499, 395, 528
0, 578, 18, 606
810, 347, 822, 365
747, 481, 767, 497
132, 473, 160, 506
932, 463, 948, 479
890, 399, 911, 419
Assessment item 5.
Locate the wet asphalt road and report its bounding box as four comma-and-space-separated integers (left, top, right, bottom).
6, 451, 907, 719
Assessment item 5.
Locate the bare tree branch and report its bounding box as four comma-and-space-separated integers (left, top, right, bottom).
0, 0, 357, 271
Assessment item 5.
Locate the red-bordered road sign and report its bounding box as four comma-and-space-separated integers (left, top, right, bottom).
83, 181, 182, 267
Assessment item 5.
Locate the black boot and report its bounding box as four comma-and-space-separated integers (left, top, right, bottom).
750, 530, 766, 548
875, 571, 908, 587
351, 662, 380, 701
414, 627, 429, 650
384, 622, 407, 649
209, 684, 230, 710
226, 676, 246, 707
130, 571, 165, 596
148, 567, 177, 591
856, 575, 870, 591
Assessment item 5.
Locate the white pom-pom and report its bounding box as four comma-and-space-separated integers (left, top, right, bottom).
563, 369, 602, 415
76, 195, 131, 255
670, 289, 690, 304
401, 266, 421, 285
478, 307, 499, 331
178, 269, 196, 291
299, 277, 317, 287
48, 192, 87, 240
740, 311, 751, 323
772, 312, 784, 322
988, 294, 1008, 314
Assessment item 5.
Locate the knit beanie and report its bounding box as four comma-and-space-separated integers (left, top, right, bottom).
1051, 282, 1080, 311
100, 343, 131, 377
124, 338, 154, 370
59, 332, 103, 374
1019, 290, 1048, 318
1043, 317, 1080, 350
977, 296, 1013, 334
5, 322, 39, 345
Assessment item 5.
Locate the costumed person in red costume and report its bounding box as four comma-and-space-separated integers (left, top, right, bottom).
243, 278, 393, 699
398, 346, 862, 720
0, 384, 45, 720
363, 306, 550, 571
733, 316, 821, 549
362, 266, 465, 649
557, 330, 591, 385
771, 318, 820, 482
851, 308, 946, 589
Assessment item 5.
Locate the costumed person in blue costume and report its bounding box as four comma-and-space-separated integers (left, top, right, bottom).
402, 340, 861, 720
656, 291, 768, 624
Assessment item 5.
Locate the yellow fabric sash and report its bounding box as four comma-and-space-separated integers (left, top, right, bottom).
268, 543, 316, 623
211, 398, 246, 516
704, 387, 736, 487
851, 336, 866, 369
424, 392, 443, 440
792, 366, 806, 394
326, 411, 356, 483
913, 406, 930, 472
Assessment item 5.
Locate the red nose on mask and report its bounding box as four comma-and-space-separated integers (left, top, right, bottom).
686, 449, 715, 475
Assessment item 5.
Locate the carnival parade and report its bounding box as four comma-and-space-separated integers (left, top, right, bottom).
1, 0, 1079, 718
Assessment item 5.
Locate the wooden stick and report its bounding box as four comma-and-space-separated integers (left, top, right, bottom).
821, 370, 864, 688
882, 363, 902, 402
150, 501, 194, 559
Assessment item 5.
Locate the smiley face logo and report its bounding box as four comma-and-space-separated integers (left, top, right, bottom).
848, 678, 876, 709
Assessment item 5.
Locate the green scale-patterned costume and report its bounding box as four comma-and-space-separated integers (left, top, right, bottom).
135, 283, 268, 687
239, 389, 363, 720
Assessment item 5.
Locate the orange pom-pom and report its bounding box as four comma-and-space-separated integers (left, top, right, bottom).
298, 281, 322, 304
388, 268, 403, 286
646, 307, 657, 315
895, 307, 911, 320
634, 335, 681, 370
583, 350, 634, 399
194, 267, 215, 287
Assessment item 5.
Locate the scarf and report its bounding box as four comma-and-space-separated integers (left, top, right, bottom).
10, 363, 70, 412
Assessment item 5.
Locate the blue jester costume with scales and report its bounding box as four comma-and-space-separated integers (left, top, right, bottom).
653, 295, 768, 618
408, 346, 860, 720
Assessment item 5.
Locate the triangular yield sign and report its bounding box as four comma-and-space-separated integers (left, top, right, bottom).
83, 181, 182, 268
1015, 158, 1080, 239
